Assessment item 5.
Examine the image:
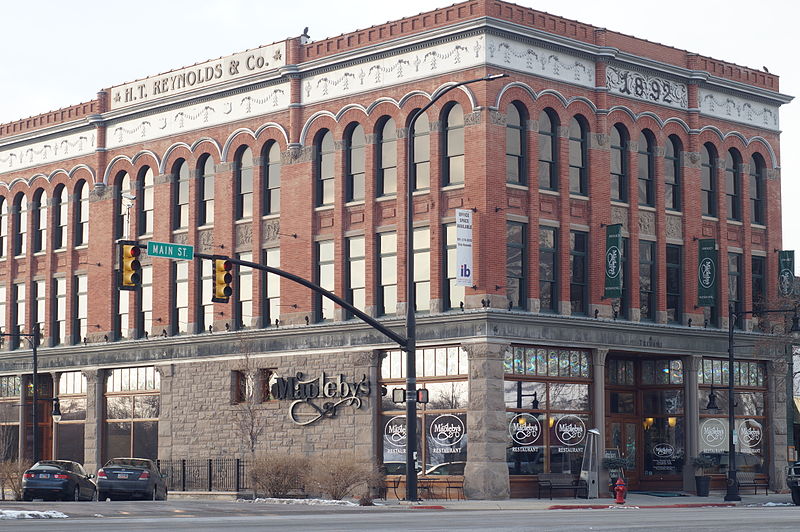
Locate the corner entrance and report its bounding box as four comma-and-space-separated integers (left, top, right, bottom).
605, 357, 686, 492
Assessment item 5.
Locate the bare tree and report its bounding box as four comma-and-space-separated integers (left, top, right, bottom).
232, 343, 267, 457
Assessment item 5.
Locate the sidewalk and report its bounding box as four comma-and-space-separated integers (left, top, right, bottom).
382, 491, 796, 510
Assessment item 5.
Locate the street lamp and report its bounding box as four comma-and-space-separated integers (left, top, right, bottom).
724, 304, 800, 501
0, 327, 43, 462
403, 73, 507, 501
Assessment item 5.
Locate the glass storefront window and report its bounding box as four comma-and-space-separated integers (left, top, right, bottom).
642, 390, 683, 415
504, 347, 591, 378
548, 414, 590, 474
505, 351, 591, 477
380, 346, 467, 476
699, 359, 765, 387
641, 359, 683, 385
507, 412, 545, 475
425, 413, 467, 475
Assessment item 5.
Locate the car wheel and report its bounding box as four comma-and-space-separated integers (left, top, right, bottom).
92, 488, 98, 502
22, 492, 32, 502
98, 491, 109, 501
73, 486, 81, 502
791, 487, 800, 506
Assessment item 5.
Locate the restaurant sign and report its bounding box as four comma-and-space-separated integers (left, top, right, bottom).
270, 371, 370, 426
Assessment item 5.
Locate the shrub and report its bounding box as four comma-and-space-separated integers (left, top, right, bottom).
0, 460, 29, 501
249, 454, 309, 498
307, 455, 372, 500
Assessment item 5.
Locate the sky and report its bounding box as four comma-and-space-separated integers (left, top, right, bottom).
0, 0, 796, 269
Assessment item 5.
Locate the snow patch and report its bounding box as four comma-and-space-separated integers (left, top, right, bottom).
240, 497, 358, 506
0, 509, 69, 520
762, 502, 794, 507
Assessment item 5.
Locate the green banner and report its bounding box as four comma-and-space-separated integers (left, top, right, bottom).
697, 239, 717, 307
604, 224, 623, 299
779, 250, 795, 297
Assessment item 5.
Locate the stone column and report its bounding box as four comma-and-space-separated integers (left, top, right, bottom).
354, 350, 384, 475
82, 369, 104, 473
684, 355, 701, 492
592, 348, 608, 493
768, 357, 789, 491
155, 364, 174, 461
462, 339, 509, 500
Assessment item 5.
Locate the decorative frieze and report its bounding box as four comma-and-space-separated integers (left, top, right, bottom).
107, 82, 291, 149
699, 89, 779, 131
262, 220, 280, 243
606, 66, 688, 109
665, 215, 682, 240
0, 130, 96, 175
486, 35, 594, 88
303, 35, 485, 105
638, 210, 656, 236
235, 224, 253, 248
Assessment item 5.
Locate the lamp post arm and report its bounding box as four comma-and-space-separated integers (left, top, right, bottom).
403, 73, 506, 502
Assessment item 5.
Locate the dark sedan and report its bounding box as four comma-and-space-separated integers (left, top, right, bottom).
97, 457, 167, 501
22, 460, 97, 501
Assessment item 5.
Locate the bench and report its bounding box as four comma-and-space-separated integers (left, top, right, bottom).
537, 473, 588, 500
736, 472, 769, 495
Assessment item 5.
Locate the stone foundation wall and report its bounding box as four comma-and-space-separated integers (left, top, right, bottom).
161, 348, 380, 465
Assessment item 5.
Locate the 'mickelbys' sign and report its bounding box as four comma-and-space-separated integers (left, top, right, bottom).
270, 372, 371, 426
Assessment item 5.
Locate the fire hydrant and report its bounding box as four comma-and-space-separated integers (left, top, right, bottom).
614, 477, 626, 504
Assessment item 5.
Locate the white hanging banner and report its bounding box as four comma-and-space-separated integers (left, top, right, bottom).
455, 209, 473, 287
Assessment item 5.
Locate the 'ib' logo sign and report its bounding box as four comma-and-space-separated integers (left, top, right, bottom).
459, 264, 471, 278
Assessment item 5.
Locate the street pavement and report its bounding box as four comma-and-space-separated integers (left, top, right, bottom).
0, 490, 797, 531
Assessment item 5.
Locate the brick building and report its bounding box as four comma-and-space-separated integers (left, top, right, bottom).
0, 0, 794, 498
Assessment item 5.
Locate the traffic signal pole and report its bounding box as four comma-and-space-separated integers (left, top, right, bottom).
193, 251, 408, 348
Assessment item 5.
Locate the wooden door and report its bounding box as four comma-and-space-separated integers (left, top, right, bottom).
607, 419, 640, 490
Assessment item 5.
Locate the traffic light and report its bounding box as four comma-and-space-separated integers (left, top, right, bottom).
119, 240, 142, 290
212, 256, 233, 303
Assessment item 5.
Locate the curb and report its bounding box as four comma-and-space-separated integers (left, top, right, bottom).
408, 505, 446, 510
547, 503, 737, 510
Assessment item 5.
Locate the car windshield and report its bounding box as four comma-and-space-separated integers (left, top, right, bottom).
106, 458, 152, 469
32, 461, 72, 470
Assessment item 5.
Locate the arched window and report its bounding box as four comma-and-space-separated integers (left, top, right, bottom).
13, 193, 26, 256
52, 185, 67, 249
316, 130, 335, 206
197, 155, 215, 226
173, 159, 190, 229
138, 167, 154, 236
0, 197, 6, 257
610, 124, 628, 202
665, 136, 682, 211
32, 189, 47, 253
235, 147, 254, 219
749, 154, 766, 225
568, 116, 588, 195
443, 103, 464, 185
701, 144, 717, 217
538, 109, 558, 190
506, 103, 526, 184
264, 143, 281, 215
346, 124, 366, 202
114, 172, 132, 240
637, 130, 655, 206
411, 111, 430, 191
725, 149, 742, 221
74, 181, 89, 246
377, 117, 397, 196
